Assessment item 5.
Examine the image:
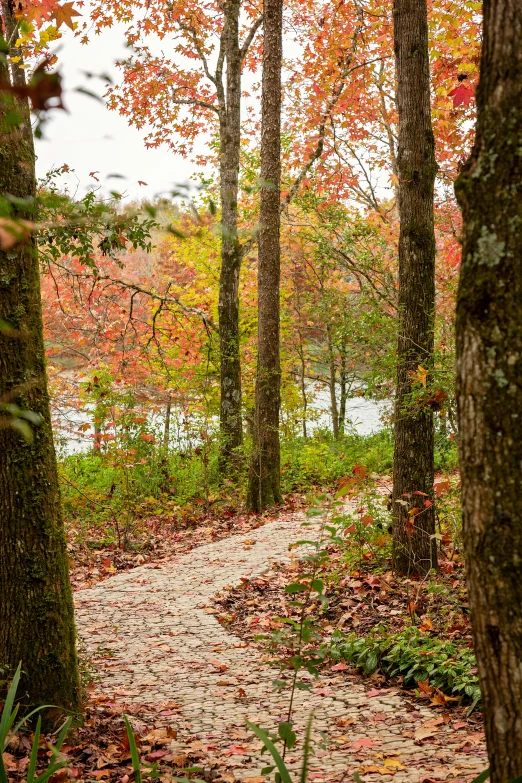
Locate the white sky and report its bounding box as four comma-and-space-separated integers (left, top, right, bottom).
34, 24, 200, 201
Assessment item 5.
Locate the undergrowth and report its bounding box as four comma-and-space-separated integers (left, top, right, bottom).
331, 626, 480, 713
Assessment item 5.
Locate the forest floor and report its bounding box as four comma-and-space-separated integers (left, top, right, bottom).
60, 510, 488, 783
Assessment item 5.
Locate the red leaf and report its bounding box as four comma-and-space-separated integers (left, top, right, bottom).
366, 688, 386, 698
352, 737, 380, 750
449, 83, 473, 107
223, 744, 249, 756
331, 661, 348, 671
147, 750, 169, 760
138, 180, 148, 186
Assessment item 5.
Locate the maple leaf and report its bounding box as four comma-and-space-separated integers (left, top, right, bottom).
51, 1, 81, 29
449, 83, 473, 108
352, 737, 380, 750
434, 480, 450, 497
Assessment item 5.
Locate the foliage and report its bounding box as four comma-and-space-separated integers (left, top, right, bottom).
0, 664, 72, 783
331, 626, 481, 713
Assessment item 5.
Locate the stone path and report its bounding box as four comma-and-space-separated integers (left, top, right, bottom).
75, 514, 487, 782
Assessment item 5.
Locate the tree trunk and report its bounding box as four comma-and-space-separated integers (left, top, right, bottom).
391, 0, 437, 576
0, 32, 80, 715
247, 0, 283, 512
326, 323, 339, 440
218, 0, 243, 469
163, 398, 171, 448
299, 345, 307, 439
455, 1, 522, 778
339, 345, 347, 435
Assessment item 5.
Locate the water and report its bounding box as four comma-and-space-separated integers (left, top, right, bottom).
52, 387, 386, 455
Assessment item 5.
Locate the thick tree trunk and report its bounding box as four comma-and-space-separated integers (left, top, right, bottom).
391, 0, 437, 576
0, 40, 80, 714
247, 0, 283, 511
455, 1, 522, 778
218, 0, 243, 469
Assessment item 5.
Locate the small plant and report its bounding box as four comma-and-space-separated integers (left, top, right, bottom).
0, 663, 72, 783
247, 715, 314, 783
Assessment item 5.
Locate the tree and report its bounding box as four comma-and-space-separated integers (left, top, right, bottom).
391, 0, 438, 576
247, 0, 283, 511
455, 0, 522, 777
96, 0, 263, 469
0, 4, 80, 713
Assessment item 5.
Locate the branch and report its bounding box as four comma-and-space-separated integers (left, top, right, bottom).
177, 21, 216, 86
240, 14, 263, 61
170, 93, 220, 115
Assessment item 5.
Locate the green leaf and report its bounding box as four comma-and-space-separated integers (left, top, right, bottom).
285, 582, 308, 594
300, 715, 313, 783
278, 721, 296, 750
124, 715, 142, 783
0, 663, 21, 750
26, 717, 41, 783
469, 770, 489, 783
246, 722, 293, 783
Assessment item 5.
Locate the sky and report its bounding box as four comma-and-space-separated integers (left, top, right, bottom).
34, 23, 200, 202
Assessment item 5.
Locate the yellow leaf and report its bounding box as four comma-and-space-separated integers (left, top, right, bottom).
383, 758, 406, 770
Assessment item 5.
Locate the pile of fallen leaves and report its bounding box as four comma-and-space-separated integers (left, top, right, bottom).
3, 696, 202, 782
211, 549, 471, 647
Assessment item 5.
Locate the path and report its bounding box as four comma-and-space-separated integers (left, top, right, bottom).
75, 514, 487, 782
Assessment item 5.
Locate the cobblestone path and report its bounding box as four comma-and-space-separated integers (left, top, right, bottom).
75, 514, 487, 783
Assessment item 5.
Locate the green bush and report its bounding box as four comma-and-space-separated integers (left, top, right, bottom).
331, 626, 480, 712
280, 429, 393, 491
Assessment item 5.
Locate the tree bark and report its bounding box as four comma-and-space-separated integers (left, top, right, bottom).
247, 0, 283, 511
391, 0, 437, 576
0, 25, 80, 715
455, 1, 522, 778
218, 0, 243, 469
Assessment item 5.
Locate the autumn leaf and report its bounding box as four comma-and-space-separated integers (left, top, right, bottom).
51, 2, 82, 29
352, 737, 380, 750
449, 83, 473, 108
434, 480, 450, 497
418, 616, 434, 633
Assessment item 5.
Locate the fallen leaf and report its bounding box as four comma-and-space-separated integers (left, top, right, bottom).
415, 726, 439, 741
352, 737, 380, 750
